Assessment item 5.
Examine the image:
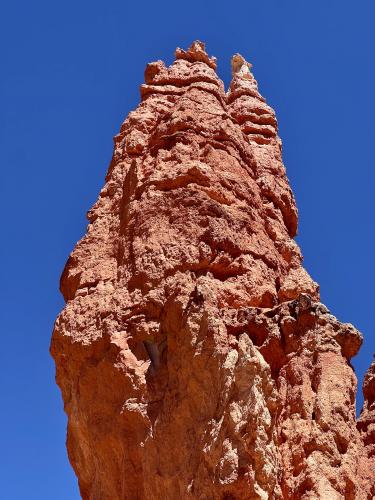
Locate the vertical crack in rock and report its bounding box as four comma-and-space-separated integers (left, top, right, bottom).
51, 41, 375, 499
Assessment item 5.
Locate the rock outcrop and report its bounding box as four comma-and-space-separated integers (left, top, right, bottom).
51, 42, 375, 499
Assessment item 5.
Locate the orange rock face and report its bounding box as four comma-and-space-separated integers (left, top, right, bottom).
51, 42, 375, 499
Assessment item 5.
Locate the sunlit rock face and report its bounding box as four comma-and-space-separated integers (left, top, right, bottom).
51, 42, 375, 499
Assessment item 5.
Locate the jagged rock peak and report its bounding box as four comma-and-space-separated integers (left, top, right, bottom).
231, 53, 253, 77
175, 40, 217, 69
228, 53, 260, 101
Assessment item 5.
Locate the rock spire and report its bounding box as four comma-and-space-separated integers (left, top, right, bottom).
51, 41, 375, 499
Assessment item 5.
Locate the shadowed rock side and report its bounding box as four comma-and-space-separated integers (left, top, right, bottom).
51, 42, 375, 499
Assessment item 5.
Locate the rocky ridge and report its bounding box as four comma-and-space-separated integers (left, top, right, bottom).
51, 42, 375, 499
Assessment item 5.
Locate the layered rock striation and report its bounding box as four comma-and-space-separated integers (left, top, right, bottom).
51, 42, 375, 499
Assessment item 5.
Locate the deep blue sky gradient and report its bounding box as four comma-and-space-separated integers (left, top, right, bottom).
1, 1, 374, 498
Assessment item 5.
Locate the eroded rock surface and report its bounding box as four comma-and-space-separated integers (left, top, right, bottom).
51, 41, 375, 499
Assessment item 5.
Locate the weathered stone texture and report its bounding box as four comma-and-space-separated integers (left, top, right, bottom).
51, 42, 375, 499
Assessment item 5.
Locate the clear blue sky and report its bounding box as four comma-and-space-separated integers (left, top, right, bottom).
1, 1, 374, 498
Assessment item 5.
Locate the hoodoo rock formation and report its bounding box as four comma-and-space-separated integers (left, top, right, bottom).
51, 42, 375, 499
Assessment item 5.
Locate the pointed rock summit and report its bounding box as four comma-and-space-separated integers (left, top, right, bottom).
175, 40, 217, 69
51, 42, 375, 499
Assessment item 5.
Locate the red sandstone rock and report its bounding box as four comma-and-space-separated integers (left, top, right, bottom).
51, 42, 375, 499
